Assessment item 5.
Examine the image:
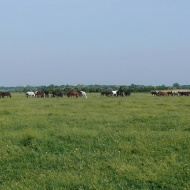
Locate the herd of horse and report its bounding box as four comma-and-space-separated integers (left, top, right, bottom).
1, 89, 190, 99
26, 90, 131, 98
26, 90, 87, 98
101, 90, 131, 97
151, 90, 190, 96
0, 90, 131, 98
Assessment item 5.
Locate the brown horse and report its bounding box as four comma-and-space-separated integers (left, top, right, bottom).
158, 91, 172, 96
67, 91, 82, 98
35, 91, 45, 98
1, 92, 11, 98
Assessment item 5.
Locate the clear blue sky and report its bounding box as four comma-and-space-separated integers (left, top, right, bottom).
1, 0, 190, 86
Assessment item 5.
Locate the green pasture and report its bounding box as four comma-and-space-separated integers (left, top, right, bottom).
0, 93, 190, 189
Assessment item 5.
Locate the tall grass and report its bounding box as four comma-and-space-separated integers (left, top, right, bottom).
0, 93, 190, 189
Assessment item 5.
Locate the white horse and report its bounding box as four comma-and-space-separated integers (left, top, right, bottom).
112, 90, 118, 96
80, 91, 87, 98
26, 91, 35, 98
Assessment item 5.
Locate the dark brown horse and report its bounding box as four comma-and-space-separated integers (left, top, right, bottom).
1, 92, 11, 98
116, 90, 124, 97
101, 91, 112, 96
51, 90, 63, 97
178, 91, 190, 96
124, 91, 131, 96
67, 91, 82, 98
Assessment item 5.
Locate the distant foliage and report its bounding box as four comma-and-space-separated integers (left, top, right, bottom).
1, 83, 190, 93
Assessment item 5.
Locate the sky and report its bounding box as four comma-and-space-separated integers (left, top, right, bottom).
0, 0, 190, 87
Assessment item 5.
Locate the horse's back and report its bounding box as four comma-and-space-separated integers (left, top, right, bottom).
1, 91, 11, 98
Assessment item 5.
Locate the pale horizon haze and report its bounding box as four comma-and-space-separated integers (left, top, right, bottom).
1, 1, 190, 87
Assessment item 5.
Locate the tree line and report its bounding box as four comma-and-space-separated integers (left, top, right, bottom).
0, 83, 189, 93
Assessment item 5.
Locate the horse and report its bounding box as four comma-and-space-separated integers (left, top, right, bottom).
171, 91, 179, 96
35, 91, 45, 98
101, 91, 107, 96
117, 90, 124, 97
112, 90, 118, 96
158, 91, 172, 96
1, 91, 11, 98
151, 91, 159, 96
80, 91, 87, 98
178, 91, 190, 96
101, 91, 112, 96
124, 91, 131, 96
67, 91, 82, 98
26, 91, 35, 98
44, 90, 49, 97
51, 90, 63, 97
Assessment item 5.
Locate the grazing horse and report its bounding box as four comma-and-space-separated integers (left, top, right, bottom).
151, 91, 159, 96
80, 91, 87, 98
101, 91, 107, 96
112, 90, 118, 96
44, 90, 49, 97
35, 91, 45, 98
172, 91, 179, 96
178, 91, 190, 96
67, 91, 82, 98
1, 92, 11, 98
101, 91, 112, 96
52, 90, 63, 97
26, 91, 35, 98
117, 90, 124, 97
124, 91, 131, 96
158, 91, 172, 96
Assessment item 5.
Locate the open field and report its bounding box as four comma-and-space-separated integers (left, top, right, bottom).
1, 93, 190, 189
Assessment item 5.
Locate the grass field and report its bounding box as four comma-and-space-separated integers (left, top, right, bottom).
0, 93, 190, 189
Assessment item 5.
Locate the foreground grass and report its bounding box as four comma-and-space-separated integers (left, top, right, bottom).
0, 93, 190, 189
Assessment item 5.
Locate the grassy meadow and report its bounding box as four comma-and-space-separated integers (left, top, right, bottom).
0, 92, 190, 189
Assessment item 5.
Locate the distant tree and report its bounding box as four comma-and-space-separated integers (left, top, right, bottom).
118, 85, 128, 92
156, 85, 167, 90
14, 86, 24, 92
173, 83, 180, 89
64, 85, 74, 92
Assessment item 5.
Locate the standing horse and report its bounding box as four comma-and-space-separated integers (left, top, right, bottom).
80, 91, 87, 98
112, 90, 118, 96
151, 91, 159, 96
158, 91, 172, 96
1, 92, 11, 98
178, 91, 190, 96
67, 91, 82, 98
26, 92, 35, 98
101, 91, 112, 96
124, 91, 131, 96
101, 91, 107, 96
51, 90, 63, 97
35, 91, 45, 98
117, 90, 124, 97
44, 90, 49, 97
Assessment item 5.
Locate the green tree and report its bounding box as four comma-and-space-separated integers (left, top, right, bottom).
173, 83, 180, 89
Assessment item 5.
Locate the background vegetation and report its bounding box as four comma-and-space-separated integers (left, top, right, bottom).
0, 82, 189, 93
0, 92, 190, 189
